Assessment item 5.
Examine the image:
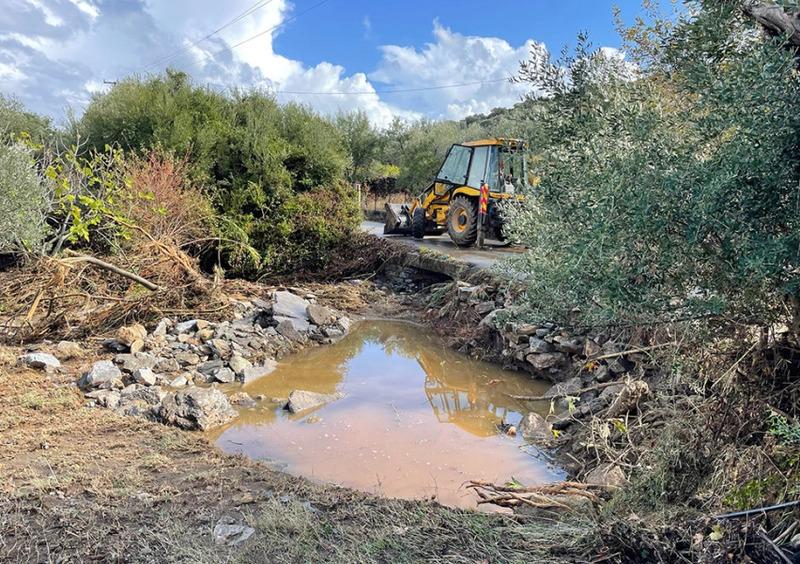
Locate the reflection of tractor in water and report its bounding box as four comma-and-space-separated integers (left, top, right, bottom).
416, 351, 523, 438
384, 138, 528, 247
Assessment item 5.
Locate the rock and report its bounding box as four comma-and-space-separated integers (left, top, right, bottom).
337, 316, 351, 333
213, 517, 255, 546
80, 360, 122, 389
543, 376, 583, 399
608, 356, 635, 375
790, 532, 800, 551
584, 339, 602, 358
505, 425, 517, 437
102, 339, 129, 353
276, 319, 305, 343
175, 319, 199, 334
241, 360, 278, 384
286, 389, 344, 414
528, 337, 553, 354
129, 339, 145, 354
85, 389, 121, 409
474, 301, 495, 315
213, 367, 235, 383
515, 323, 539, 336
585, 463, 627, 488
229, 392, 257, 408
606, 381, 650, 417
479, 310, 500, 328
525, 352, 566, 371
99, 377, 124, 390
133, 367, 157, 386
306, 304, 334, 326
169, 374, 189, 387
272, 291, 311, 331
196, 327, 215, 341
593, 365, 612, 383
116, 323, 147, 346
154, 357, 181, 373
518, 412, 553, 442
322, 326, 344, 339
553, 335, 583, 355
115, 352, 159, 373
158, 386, 236, 431
152, 318, 172, 336
55, 340, 82, 360
195, 320, 211, 331
209, 338, 231, 359
228, 354, 252, 377
20, 352, 60, 371
175, 351, 201, 366
198, 359, 224, 376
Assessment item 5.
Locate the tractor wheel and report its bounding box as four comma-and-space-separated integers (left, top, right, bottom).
447, 196, 478, 247
411, 207, 426, 239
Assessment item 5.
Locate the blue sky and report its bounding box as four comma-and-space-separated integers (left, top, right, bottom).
0, 0, 674, 126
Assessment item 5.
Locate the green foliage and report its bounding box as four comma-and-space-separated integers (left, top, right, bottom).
768, 412, 800, 446
76, 71, 357, 276
0, 142, 50, 252
503, 3, 800, 327
0, 94, 53, 145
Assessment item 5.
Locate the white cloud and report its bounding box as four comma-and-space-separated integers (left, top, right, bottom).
0, 3, 554, 127
370, 21, 534, 120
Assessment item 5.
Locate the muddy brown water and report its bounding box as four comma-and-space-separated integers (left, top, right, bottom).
211, 320, 563, 509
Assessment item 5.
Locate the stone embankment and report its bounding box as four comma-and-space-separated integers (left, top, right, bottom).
427, 277, 656, 438
20, 290, 352, 431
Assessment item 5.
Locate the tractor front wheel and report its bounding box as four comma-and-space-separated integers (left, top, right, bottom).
447, 196, 478, 247
411, 206, 426, 239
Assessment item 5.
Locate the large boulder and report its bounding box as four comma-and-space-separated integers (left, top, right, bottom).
79, 360, 122, 389
272, 291, 311, 331
158, 386, 236, 430
276, 320, 305, 343
20, 352, 61, 371
115, 352, 159, 373
518, 412, 553, 442
286, 389, 344, 414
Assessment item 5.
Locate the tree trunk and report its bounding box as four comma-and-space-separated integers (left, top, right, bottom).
742, 1, 800, 47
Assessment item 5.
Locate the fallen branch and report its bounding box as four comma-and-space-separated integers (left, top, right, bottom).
508, 380, 623, 401
61, 250, 159, 291
466, 480, 608, 510
588, 342, 677, 363
714, 499, 800, 520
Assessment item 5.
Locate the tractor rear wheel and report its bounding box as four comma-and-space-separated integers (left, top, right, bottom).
411, 207, 426, 239
447, 196, 478, 247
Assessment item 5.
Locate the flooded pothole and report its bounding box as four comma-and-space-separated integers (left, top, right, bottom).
211, 320, 564, 509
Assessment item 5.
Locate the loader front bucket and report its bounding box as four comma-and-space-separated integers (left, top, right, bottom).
383, 203, 412, 235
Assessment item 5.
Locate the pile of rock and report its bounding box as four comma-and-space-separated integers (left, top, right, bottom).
79, 290, 351, 430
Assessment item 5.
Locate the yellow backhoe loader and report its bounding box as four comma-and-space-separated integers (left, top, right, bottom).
384, 138, 527, 247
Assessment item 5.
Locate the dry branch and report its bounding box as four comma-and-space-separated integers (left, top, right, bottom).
61, 250, 159, 291
466, 480, 608, 510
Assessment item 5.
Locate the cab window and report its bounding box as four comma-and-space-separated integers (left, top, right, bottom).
436, 145, 472, 184
466, 146, 489, 189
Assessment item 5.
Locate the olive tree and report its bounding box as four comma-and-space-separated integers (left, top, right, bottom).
503, 2, 800, 329
0, 143, 50, 252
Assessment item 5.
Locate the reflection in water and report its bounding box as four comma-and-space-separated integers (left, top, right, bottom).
211, 321, 563, 509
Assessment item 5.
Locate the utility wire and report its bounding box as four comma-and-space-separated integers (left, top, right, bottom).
271, 77, 513, 96
139, 0, 276, 73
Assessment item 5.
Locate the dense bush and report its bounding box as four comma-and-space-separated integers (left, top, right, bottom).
0, 95, 53, 144
0, 143, 50, 252
503, 2, 800, 328
76, 71, 357, 277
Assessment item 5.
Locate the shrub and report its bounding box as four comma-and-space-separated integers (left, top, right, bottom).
77, 72, 358, 277
504, 4, 800, 329
0, 143, 49, 252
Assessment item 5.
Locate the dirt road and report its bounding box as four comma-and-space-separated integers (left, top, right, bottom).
361, 220, 523, 269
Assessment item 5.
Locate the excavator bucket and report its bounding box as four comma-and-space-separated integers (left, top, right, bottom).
383, 203, 412, 235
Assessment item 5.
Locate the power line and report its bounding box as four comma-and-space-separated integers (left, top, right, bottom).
139, 0, 332, 76
271, 77, 514, 96
139, 0, 276, 73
